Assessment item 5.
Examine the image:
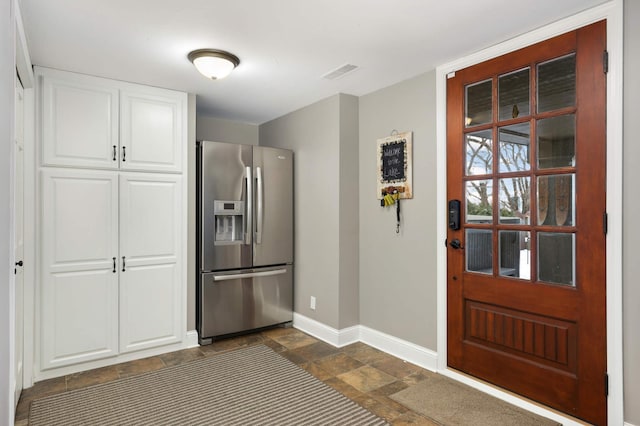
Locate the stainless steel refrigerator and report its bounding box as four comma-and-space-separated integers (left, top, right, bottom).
196, 141, 293, 344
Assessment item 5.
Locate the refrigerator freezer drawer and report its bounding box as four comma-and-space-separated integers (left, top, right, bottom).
200, 266, 293, 339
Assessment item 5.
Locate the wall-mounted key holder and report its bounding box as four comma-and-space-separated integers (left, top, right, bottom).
376, 131, 413, 201
380, 188, 402, 233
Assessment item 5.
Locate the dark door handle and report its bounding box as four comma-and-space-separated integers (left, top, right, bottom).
15, 260, 23, 267
112, 145, 117, 161
122, 146, 126, 162
112, 257, 116, 273
122, 256, 126, 272
449, 239, 463, 250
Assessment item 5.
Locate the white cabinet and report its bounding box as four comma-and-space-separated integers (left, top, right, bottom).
120, 91, 183, 173
41, 73, 119, 169
40, 170, 184, 369
119, 173, 182, 352
40, 169, 119, 369
38, 67, 185, 173
36, 67, 187, 375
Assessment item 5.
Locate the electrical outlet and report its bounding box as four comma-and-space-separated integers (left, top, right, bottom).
310, 296, 316, 310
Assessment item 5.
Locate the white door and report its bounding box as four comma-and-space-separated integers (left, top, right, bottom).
40, 169, 119, 369
40, 68, 119, 169
119, 90, 183, 173
14, 75, 24, 406
119, 173, 182, 352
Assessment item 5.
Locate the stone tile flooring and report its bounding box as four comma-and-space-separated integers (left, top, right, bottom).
15, 328, 439, 425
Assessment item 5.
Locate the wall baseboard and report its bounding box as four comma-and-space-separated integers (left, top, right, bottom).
293, 313, 437, 371
292, 313, 359, 347
185, 330, 199, 348
359, 326, 438, 372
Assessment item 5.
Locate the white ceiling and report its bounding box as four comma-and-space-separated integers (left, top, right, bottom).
21, 0, 609, 124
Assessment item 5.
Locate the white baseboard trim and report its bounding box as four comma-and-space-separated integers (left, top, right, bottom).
293, 313, 438, 371
625, 422, 638, 426
359, 326, 438, 372
185, 330, 199, 348
292, 313, 359, 347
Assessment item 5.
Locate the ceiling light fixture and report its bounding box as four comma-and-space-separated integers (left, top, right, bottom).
188, 49, 240, 80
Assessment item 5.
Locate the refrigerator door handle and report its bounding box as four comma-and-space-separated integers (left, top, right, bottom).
212, 268, 287, 281
256, 166, 264, 245
245, 166, 252, 245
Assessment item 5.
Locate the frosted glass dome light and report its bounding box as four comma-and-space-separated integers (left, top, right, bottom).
188, 49, 240, 80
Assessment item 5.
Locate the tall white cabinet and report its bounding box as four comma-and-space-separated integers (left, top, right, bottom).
36, 67, 188, 376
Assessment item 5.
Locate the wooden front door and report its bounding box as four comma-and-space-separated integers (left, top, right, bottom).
446, 21, 607, 425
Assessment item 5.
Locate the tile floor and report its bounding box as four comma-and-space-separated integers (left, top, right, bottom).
15, 327, 440, 425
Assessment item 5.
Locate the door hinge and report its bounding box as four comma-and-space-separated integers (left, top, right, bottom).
603, 212, 608, 235
605, 373, 609, 396
603, 50, 609, 74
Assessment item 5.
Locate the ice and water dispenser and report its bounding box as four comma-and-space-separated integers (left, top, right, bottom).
213, 200, 244, 245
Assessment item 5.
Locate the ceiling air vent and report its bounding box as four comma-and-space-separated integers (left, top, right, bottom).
322, 64, 359, 80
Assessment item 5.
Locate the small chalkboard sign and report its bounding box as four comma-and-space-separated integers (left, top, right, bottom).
377, 132, 413, 199
381, 141, 406, 182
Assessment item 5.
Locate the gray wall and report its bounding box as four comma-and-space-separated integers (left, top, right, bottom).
260, 94, 360, 330
1, 0, 14, 422
338, 95, 360, 328
623, 0, 639, 423
196, 115, 258, 145
358, 71, 438, 349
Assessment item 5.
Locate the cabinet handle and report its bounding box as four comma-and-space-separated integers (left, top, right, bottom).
122, 256, 126, 272
112, 145, 117, 161
122, 146, 126, 162
112, 257, 116, 273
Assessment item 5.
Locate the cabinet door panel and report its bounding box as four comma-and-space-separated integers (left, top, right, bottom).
41, 71, 119, 169
119, 173, 182, 352
120, 264, 181, 352
119, 174, 181, 262
120, 90, 184, 173
45, 172, 117, 268
42, 270, 118, 369
41, 169, 119, 369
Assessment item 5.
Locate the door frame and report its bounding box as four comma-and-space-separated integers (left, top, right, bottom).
15, 0, 36, 395
435, 2, 623, 425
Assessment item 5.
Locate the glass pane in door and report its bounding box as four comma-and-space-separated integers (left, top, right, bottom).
537, 54, 576, 113
498, 177, 530, 224
466, 229, 493, 274
537, 114, 575, 169
465, 79, 492, 127
499, 123, 530, 173
499, 68, 530, 120
538, 232, 575, 286
537, 174, 575, 226
466, 180, 493, 223
499, 231, 530, 279
466, 130, 493, 176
